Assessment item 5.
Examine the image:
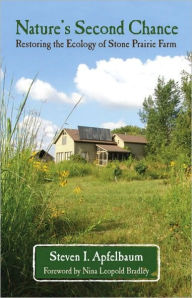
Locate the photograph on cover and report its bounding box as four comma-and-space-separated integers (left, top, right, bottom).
1, 0, 191, 297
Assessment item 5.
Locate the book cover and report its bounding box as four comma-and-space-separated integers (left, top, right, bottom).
1, 0, 191, 297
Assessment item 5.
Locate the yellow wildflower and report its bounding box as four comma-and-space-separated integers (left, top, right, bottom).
59, 180, 67, 187
51, 212, 58, 218
31, 151, 37, 156
60, 170, 69, 178
74, 186, 82, 194
50, 207, 59, 218
183, 164, 187, 169
33, 161, 41, 167
42, 165, 48, 172
170, 161, 175, 167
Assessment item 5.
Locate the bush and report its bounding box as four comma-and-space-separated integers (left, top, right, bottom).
134, 161, 148, 175
70, 154, 87, 163
114, 166, 122, 181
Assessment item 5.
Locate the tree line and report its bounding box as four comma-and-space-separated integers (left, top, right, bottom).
113, 53, 191, 162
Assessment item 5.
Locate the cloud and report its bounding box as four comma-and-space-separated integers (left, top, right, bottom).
15, 77, 81, 104
0, 68, 4, 80
101, 120, 126, 130
74, 56, 190, 107
20, 115, 58, 150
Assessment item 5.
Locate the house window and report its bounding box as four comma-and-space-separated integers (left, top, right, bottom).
56, 152, 64, 162
65, 151, 72, 160
56, 152, 72, 162
62, 136, 67, 145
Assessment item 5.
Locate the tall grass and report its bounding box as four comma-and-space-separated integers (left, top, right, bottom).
32, 168, 190, 297
49, 159, 93, 179
0, 75, 54, 296
49, 156, 180, 183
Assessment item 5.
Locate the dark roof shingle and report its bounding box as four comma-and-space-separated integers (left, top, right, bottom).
54, 129, 147, 145
54, 129, 116, 144
115, 133, 147, 144
96, 144, 129, 153
65, 129, 80, 141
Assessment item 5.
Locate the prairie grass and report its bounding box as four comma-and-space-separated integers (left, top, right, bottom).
50, 156, 182, 183
0, 76, 56, 296
49, 160, 93, 180
40, 170, 190, 297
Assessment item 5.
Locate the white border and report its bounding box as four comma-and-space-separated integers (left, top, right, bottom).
33, 244, 160, 282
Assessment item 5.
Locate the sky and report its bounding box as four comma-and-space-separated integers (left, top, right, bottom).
1, 0, 192, 152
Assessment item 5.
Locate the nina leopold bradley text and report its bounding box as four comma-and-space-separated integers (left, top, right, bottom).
16, 19, 178, 35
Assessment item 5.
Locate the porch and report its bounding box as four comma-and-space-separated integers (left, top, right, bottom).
96, 144, 130, 166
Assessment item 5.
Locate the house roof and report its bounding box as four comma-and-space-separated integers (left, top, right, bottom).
53, 129, 78, 144
31, 149, 54, 160
54, 129, 116, 145
114, 133, 147, 144
65, 129, 80, 141
96, 144, 129, 153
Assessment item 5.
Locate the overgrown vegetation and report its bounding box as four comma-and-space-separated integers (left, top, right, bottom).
0, 77, 57, 296
49, 159, 92, 179
139, 53, 191, 160
21, 168, 190, 297
70, 153, 87, 163
1, 54, 191, 297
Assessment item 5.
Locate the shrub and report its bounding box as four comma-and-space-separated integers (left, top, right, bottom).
134, 161, 148, 175
114, 166, 122, 181
70, 154, 87, 163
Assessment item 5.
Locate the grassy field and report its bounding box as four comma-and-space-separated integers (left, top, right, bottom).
1, 153, 190, 297
35, 175, 190, 297
2, 162, 191, 297
49, 177, 170, 243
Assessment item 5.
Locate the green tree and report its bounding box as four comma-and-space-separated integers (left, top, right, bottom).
172, 54, 191, 156
139, 77, 181, 154
112, 125, 145, 135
